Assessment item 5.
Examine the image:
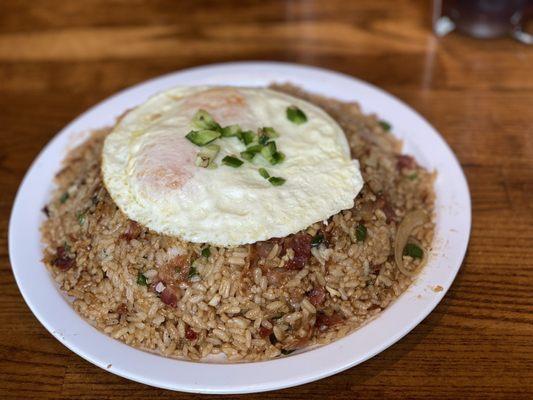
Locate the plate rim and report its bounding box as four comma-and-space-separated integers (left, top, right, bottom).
9, 61, 471, 394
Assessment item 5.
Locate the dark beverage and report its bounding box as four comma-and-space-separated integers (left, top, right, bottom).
433, 0, 533, 43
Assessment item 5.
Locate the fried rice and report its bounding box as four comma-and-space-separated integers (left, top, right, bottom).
40, 84, 435, 361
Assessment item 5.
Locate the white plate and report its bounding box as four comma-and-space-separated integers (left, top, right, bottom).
9, 62, 471, 394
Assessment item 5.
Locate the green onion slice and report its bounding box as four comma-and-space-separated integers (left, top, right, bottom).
222, 155, 244, 168
403, 243, 423, 259
258, 168, 270, 179
240, 130, 256, 145
201, 247, 211, 258
186, 129, 221, 146
268, 176, 286, 186
258, 135, 270, 145
355, 224, 367, 242
379, 120, 392, 131
262, 127, 279, 137
188, 266, 199, 279
311, 234, 324, 247
261, 141, 277, 156
246, 144, 263, 153
258, 127, 279, 146
76, 211, 86, 226
192, 109, 221, 131
260, 141, 277, 162
240, 150, 255, 161
221, 124, 242, 137
241, 143, 264, 161
261, 142, 285, 165
258, 126, 279, 142
271, 151, 285, 165
59, 192, 69, 204
137, 273, 148, 286
286, 106, 307, 125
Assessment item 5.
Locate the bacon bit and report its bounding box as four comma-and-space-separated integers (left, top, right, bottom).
53, 246, 75, 271
283, 233, 312, 270
375, 195, 397, 223
185, 325, 198, 341
160, 287, 178, 307
284, 326, 315, 351
396, 154, 417, 171
121, 220, 143, 241
251, 239, 281, 267
315, 312, 344, 332
258, 326, 273, 338
371, 263, 383, 274
41, 206, 50, 217
255, 240, 276, 258
249, 245, 259, 268
265, 269, 290, 287
151, 254, 186, 306
289, 288, 305, 306
174, 255, 190, 280
306, 286, 326, 306
116, 303, 128, 315
160, 254, 189, 282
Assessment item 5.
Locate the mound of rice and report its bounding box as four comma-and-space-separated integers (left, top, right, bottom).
41, 85, 435, 361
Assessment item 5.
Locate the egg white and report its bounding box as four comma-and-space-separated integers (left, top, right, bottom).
102, 86, 364, 246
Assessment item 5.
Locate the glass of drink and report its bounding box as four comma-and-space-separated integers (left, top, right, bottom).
433, 0, 533, 44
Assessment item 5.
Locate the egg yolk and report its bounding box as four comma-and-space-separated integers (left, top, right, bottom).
132, 87, 256, 194
181, 87, 256, 128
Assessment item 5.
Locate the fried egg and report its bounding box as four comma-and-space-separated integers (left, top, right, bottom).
102, 86, 363, 246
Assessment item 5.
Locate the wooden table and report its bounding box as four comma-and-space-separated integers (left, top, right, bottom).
1, 1, 532, 398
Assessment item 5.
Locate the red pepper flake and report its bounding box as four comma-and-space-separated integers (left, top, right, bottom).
185, 326, 198, 341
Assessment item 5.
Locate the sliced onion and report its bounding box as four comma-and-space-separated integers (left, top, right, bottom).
394, 210, 428, 277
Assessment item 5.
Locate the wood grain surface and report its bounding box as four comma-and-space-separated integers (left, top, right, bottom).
1, 1, 532, 399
